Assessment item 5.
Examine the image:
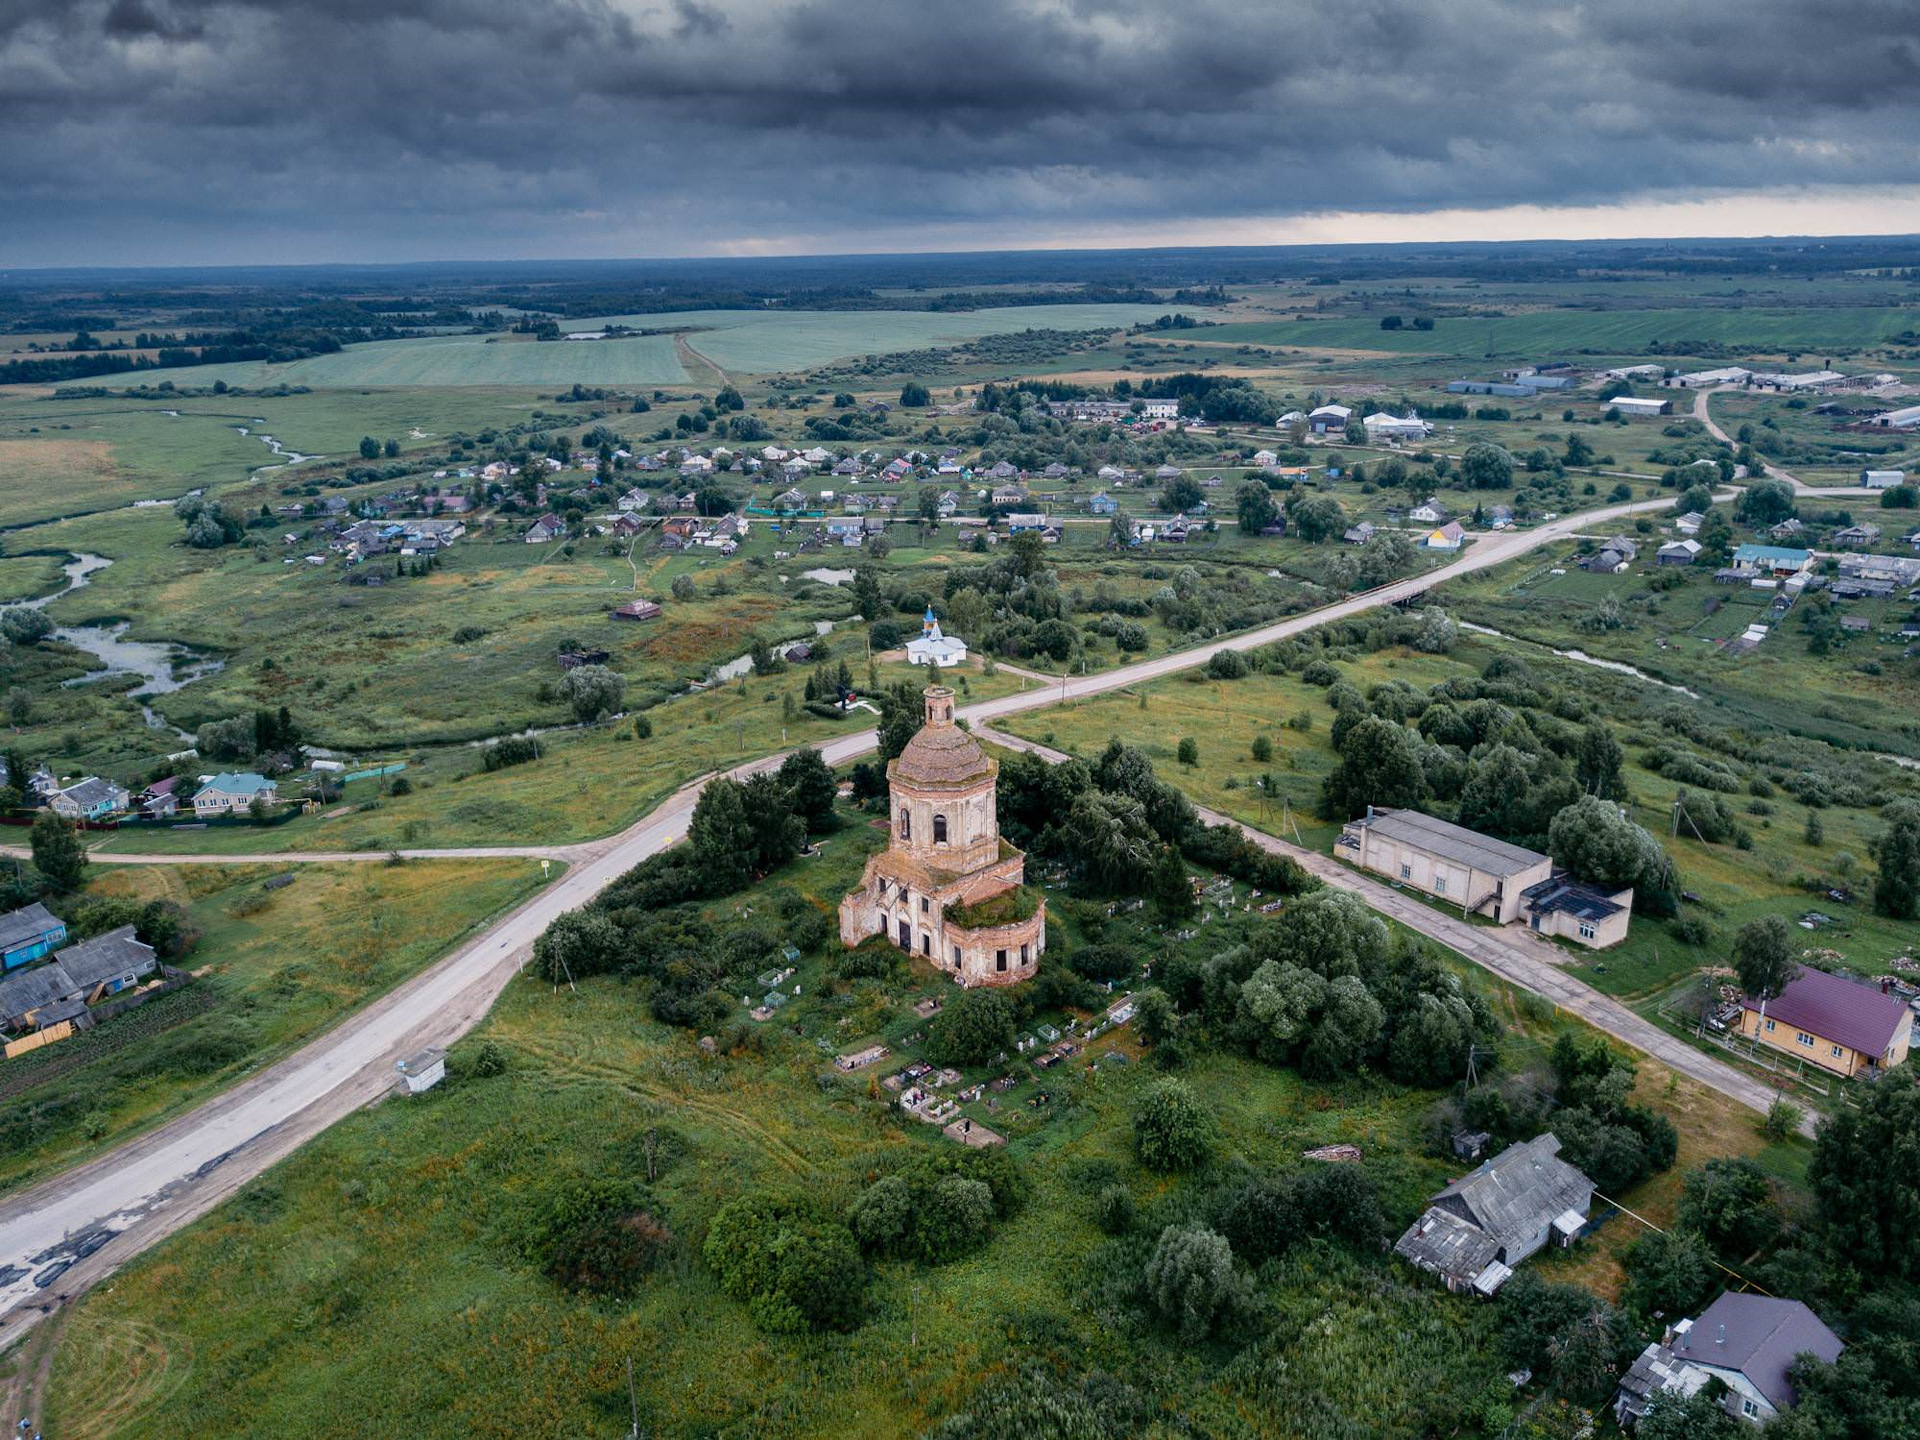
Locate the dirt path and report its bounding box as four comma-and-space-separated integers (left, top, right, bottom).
1690, 387, 1876, 497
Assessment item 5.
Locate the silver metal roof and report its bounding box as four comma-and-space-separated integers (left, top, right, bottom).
1360, 808, 1548, 878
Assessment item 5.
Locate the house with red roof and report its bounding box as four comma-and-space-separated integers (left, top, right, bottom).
1739, 966, 1912, 1078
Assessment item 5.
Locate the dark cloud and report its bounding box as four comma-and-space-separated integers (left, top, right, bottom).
2, 0, 1917, 264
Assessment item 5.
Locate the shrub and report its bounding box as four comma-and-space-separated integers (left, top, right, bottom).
924, 988, 1016, 1067
1145, 1224, 1248, 1339
530, 1178, 671, 1297
1094, 1184, 1137, 1235
704, 1193, 865, 1334
1134, 1079, 1212, 1172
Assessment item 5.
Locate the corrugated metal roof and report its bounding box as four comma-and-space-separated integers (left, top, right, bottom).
1431, 1134, 1593, 1253
1743, 967, 1909, 1058
0, 902, 63, 953
1361, 808, 1547, 878
0, 962, 78, 1021
54, 926, 155, 991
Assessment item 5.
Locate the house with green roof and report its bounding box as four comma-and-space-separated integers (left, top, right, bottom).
192, 772, 280, 818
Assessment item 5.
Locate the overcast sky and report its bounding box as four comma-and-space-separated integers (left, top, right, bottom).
6, 0, 1920, 268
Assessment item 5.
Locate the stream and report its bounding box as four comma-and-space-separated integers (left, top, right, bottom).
233, 425, 317, 469
1456, 621, 1701, 698
709, 620, 839, 684
9, 553, 221, 738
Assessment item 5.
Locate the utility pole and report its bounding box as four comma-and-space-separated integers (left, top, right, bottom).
626, 1356, 642, 1440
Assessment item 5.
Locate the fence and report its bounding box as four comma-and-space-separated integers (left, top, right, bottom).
4, 1021, 73, 1059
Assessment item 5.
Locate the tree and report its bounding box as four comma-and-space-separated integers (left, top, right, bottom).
1872, 799, 1920, 920
1290, 493, 1347, 543
1699, 508, 1735, 563
1574, 721, 1627, 799
924, 988, 1016, 1067
558, 664, 625, 723
1804, 809, 1824, 847
740, 772, 806, 873
1677, 1157, 1779, 1257
1145, 1224, 1247, 1339
1176, 737, 1198, 766
851, 566, 882, 622
1735, 477, 1796, 527
777, 747, 838, 834
1260, 887, 1390, 982
1301, 974, 1385, 1078
688, 778, 757, 893
1321, 715, 1426, 819
1161, 474, 1204, 513
1623, 1228, 1715, 1317
1235, 480, 1278, 534
0, 608, 53, 646
1548, 796, 1678, 912
30, 811, 86, 892
1808, 1080, 1920, 1282
1460, 442, 1514, 490
1731, 914, 1799, 1017
1064, 789, 1159, 891
531, 908, 628, 983
1152, 845, 1194, 922
670, 573, 697, 601
531, 1177, 669, 1296
358, 435, 380, 459
1414, 609, 1456, 654
1134, 987, 1178, 1049
900, 381, 931, 407
1636, 1390, 1744, 1440
1134, 1079, 1212, 1171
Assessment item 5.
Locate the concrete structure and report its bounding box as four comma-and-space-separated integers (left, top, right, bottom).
838, 686, 1044, 987
1395, 1134, 1594, 1296
905, 606, 969, 668
1615, 1294, 1843, 1428
1606, 395, 1672, 417
1337, 808, 1629, 948
1739, 967, 1911, 1078
1338, 808, 1551, 923
192, 772, 279, 818
394, 1047, 447, 1094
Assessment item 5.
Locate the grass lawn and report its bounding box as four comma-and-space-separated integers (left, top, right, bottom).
0, 857, 550, 1196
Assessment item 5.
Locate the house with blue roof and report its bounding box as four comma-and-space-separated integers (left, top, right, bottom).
1731, 544, 1814, 577
192, 772, 280, 818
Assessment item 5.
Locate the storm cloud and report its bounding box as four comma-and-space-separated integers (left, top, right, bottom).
3, 0, 1919, 264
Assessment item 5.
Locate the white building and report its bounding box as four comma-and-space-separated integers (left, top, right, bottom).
1136, 398, 1179, 421
905, 607, 968, 667
395, 1047, 447, 1094
1606, 395, 1671, 417
1664, 367, 1752, 389
1870, 404, 1920, 430
1863, 469, 1907, 488
1362, 411, 1432, 443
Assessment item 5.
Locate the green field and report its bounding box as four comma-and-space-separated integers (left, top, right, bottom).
165, 333, 691, 391
0, 857, 548, 1194
1195, 307, 1920, 361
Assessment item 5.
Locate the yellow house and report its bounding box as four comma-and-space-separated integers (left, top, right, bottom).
1740, 968, 1913, 1078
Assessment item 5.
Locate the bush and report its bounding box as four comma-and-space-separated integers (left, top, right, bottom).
1145, 1224, 1248, 1339
704, 1192, 865, 1334
482, 736, 542, 771
467, 1040, 509, 1078
1094, 1184, 1137, 1235
530, 1178, 671, 1297
1134, 1079, 1212, 1172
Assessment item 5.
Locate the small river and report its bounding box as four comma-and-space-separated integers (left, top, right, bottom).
8, 553, 220, 737
709, 620, 840, 684
1456, 621, 1701, 698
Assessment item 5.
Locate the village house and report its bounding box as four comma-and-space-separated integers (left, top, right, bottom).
523, 514, 564, 544
611, 598, 663, 622
0, 903, 68, 974
1337, 807, 1631, 947
838, 687, 1045, 986
1395, 1135, 1595, 1296
1615, 1294, 1843, 1429
1831, 523, 1881, 548
1343, 521, 1376, 545
1088, 491, 1118, 515
0, 924, 157, 1035
1840, 552, 1920, 586
138, 776, 180, 820
1409, 498, 1449, 525
1739, 966, 1911, 1078
617, 487, 649, 511
49, 777, 130, 822
1136, 398, 1179, 421
192, 772, 279, 818
1731, 544, 1814, 578
1252, 449, 1278, 467
1425, 520, 1466, 551
1657, 539, 1703, 566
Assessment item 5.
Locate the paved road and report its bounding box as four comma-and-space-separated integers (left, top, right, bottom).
0, 490, 1692, 1350
0, 843, 591, 867
1690, 387, 1875, 497
977, 725, 1812, 1138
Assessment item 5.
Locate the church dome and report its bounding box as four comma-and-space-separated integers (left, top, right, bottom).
892, 686, 992, 786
